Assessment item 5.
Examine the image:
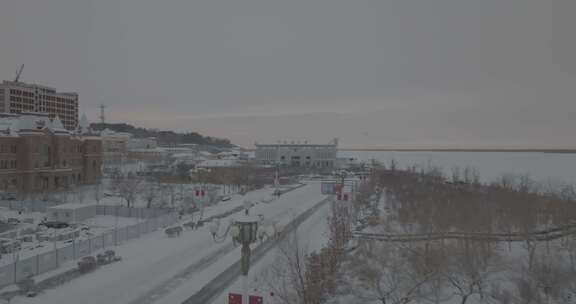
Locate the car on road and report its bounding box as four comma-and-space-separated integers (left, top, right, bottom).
6, 218, 20, 225
39, 221, 70, 229
220, 196, 231, 202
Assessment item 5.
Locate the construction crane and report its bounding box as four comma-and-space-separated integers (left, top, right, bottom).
14, 64, 24, 82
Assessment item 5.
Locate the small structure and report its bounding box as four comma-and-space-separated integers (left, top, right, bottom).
46, 203, 97, 224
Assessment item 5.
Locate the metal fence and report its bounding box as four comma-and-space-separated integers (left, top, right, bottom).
0, 206, 173, 240
0, 212, 178, 289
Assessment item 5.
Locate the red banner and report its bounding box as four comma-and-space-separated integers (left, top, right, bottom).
229, 293, 242, 304
249, 295, 263, 304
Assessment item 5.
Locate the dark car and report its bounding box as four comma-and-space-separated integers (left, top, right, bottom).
39, 221, 69, 229
78, 256, 97, 273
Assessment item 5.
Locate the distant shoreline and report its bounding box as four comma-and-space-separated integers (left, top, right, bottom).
339, 148, 576, 154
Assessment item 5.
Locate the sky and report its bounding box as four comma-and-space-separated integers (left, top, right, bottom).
1, 0, 575, 148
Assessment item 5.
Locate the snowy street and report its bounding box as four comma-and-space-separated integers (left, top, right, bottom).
13, 182, 327, 304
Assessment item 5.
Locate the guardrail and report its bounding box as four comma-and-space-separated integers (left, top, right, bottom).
352, 222, 576, 243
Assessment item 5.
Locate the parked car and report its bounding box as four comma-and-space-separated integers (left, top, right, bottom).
78, 256, 97, 273
0, 192, 17, 200
220, 196, 231, 202
7, 218, 21, 225
39, 221, 69, 229
0, 238, 21, 254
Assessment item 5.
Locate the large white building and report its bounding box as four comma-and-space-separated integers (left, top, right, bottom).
254, 138, 338, 168
0, 80, 79, 130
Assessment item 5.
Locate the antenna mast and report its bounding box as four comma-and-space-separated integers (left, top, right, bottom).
99, 104, 106, 124
14, 64, 24, 82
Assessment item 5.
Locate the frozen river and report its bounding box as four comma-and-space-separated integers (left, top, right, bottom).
340, 150, 576, 185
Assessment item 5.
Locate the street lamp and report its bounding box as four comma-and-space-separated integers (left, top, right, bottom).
234, 216, 259, 304
207, 209, 259, 302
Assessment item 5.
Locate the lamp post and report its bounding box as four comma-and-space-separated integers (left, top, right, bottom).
234, 217, 258, 304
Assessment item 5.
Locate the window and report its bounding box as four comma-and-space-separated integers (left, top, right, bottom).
11, 145, 16, 153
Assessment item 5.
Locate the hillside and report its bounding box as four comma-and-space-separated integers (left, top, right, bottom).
90, 122, 234, 148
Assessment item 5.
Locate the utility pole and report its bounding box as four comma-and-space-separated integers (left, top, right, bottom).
99, 104, 107, 124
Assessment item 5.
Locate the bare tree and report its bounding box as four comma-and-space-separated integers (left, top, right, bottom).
263, 231, 309, 304
444, 241, 502, 304
112, 172, 142, 208
141, 181, 159, 208
349, 242, 430, 304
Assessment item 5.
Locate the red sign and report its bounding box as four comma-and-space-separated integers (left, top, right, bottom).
249, 295, 263, 304
229, 293, 242, 304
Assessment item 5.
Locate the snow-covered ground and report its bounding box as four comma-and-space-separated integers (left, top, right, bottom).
12, 182, 326, 304
341, 150, 576, 184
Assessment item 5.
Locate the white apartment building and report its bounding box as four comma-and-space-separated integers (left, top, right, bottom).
255, 138, 338, 168
0, 80, 79, 130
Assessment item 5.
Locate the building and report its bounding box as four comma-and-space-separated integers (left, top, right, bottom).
127, 137, 157, 150
0, 113, 102, 194
254, 138, 338, 168
0, 80, 79, 130
99, 129, 131, 169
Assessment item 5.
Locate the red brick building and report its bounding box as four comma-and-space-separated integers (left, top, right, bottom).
0, 113, 102, 194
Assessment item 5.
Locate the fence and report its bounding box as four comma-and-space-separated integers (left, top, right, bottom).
0, 206, 173, 240
0, 212, 178, 289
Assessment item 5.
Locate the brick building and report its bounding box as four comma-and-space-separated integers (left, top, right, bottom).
0, 113, 102, 194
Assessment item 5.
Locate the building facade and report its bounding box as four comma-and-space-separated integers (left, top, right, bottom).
0, 113, 102, 194
128, 137, 157, 150
0, 81, 79, 130
99, 129, 131, 170
254, 139, 338, 168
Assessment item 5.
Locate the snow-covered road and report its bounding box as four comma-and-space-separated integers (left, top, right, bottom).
14, 182, 326, 304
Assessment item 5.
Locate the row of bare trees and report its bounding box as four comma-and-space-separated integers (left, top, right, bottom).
338, 235, 576, 304
326, 163, 576, 304
108, 171, 191, 208
375, 164, 576, 236
191, 165, 260, 192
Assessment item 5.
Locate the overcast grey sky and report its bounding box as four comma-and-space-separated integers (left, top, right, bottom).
1, 0, 575, 148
